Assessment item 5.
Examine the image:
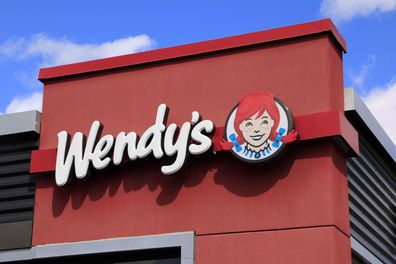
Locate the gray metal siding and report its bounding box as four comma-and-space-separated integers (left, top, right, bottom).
352, 251, 370, 264
0, 133, 38, 224
0, 132, 38, 250
348, 136, 396, 264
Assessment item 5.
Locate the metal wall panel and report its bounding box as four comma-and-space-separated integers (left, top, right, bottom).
348, 136, 396, 264
0, 132, 38, 250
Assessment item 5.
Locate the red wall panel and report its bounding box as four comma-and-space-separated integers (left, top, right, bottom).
32, 23, 351, 264
33, 141, 349, 244
196, 226, 351, 264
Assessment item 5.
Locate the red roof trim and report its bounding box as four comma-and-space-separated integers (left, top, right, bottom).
38, 19, 346, 81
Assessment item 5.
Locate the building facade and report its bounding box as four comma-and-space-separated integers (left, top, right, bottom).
0, 19, 394, 264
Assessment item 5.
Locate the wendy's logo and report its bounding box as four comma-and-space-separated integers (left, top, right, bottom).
220, 90, 297, 163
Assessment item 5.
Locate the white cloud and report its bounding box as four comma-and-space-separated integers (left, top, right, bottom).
0, 38, 25, 57
363, 79, 396, 144
320, 0, 396, 22
0, 33, 155, 66
349, 55, 376, 94
5, 92, 43, 114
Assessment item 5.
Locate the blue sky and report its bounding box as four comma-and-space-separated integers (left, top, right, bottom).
0, 0, 395, 143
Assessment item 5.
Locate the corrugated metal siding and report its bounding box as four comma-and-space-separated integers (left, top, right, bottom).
0, 132, 38, 224
348, 135, 396, 264
352, 251, 370, 264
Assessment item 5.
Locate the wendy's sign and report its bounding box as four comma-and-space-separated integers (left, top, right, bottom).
220, 91, 297, 163
55, 104, 215, 186
55, 90, 297, 186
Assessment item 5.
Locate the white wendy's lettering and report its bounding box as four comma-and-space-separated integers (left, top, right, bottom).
55, 104, 214, 186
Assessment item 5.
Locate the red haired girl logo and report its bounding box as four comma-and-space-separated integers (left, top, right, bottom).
220, 90, 297, 162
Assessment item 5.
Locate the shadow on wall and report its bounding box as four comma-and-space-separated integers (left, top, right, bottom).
47, 139, 339, 217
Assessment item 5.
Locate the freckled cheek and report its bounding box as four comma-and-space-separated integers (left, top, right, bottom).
258, 125, 267, 132
260, 125, 270, 133
242, 127, 251, 134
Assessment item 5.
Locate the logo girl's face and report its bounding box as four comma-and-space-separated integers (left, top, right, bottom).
239, 110, 274, 148
225, 92, 293, 163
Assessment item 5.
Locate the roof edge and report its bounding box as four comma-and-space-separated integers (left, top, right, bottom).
0, 111, 41, 136
38, 18, 346, 81
345, 88, 396, 163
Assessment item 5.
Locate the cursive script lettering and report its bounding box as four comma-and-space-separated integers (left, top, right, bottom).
55, 104, 214, 186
